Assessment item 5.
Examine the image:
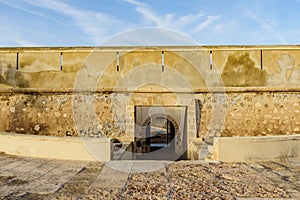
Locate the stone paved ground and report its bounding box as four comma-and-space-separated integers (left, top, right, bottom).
0, 152, 299, 199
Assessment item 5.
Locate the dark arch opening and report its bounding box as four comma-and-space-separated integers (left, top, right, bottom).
145, 116, 176, 152
134, 115, 178, 160
142, 114, 179, 129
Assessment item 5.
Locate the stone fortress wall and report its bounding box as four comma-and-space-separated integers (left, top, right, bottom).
0, 46, 300, 147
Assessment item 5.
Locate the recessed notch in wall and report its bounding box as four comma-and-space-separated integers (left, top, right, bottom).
16, 52, 19, 70
260, 50, 263, 70
60, 52, 63, 71
210, 51, 213, 70
116, 52, 120, 71
162, 51, 165, 72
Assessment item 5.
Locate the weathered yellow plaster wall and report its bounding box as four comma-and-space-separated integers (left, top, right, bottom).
0, 46, 300, 145
1, 46, 300, 89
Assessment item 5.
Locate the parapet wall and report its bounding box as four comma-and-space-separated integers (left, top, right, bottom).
1, 45, 300, 89
0, 132, 111, 161
210, 134, 300, 162
0, 46, 300, 142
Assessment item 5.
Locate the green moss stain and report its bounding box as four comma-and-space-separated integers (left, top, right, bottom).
221, 53, 267, 87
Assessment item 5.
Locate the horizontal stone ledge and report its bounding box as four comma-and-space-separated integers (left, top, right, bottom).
1, 45, 300, 53
197, 87, 300, 93
1, 87, 300, 94
215, 134, 300, 142
0, 132, 111, 161
210, 134, 300, 162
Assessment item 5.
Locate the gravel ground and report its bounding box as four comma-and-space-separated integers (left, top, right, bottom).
72, 161, 299, 199
0, 153, 299, 199
118, 162, 290, 199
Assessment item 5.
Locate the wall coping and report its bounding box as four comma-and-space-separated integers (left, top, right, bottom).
210, 134, 300, 162
214, 134, 300, 143
1, 45, 300, 53
1, 87, 300, 94
0, 132, 111, 161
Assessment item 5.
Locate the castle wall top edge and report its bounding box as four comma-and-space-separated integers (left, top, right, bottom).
0, 45, 300, 52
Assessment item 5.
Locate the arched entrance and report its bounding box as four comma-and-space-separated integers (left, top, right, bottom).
134, 115, 178, 160
133, 106, 187, 160
145, 115, 176, 153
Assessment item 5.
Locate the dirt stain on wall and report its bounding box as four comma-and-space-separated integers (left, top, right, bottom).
221, 53, 267, 87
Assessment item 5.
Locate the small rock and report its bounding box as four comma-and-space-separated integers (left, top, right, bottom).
34, 125, 40, 132
255, 102, 261, 107
9, 107, 15, 113
97, 124, 103, 131
66, 131, 72, 136
88, 133, 95, 137
54, 111, 61, 118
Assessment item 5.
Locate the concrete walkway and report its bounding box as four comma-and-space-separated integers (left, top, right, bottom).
0, 152, 299, 199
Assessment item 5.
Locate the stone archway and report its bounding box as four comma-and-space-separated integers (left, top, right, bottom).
142, 114, 178, 152
134, 106, 187, 160
142, 113, 179, 129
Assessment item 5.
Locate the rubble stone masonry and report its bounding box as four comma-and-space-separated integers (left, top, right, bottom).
0, 46, 300, 143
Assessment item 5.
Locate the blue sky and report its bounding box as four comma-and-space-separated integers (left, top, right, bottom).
0, 0, 300, 46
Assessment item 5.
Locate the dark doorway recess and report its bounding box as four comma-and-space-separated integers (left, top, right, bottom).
134, 116, 178, 160
133, 106, 187, 161
141, 116, 176, 158
146, 117, 175, 152
116, 106, 187, 161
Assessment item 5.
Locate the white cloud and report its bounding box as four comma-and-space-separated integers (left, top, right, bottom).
194, 15, 221, 32
15, 39, 39, 47
122, 0, 170, 26
1, 0, 129, 44
177, 12, 205, 28
0, 0, 48, 18
122, 0, 220, 34
24, 0, 126, 44
0, 0, 68, 28
0, 0, 222, 45
244, 10, 286, 44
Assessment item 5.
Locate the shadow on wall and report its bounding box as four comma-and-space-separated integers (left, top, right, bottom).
0, 64, 16, 87
221, 53, 267, 87
0, 63, 29, 88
